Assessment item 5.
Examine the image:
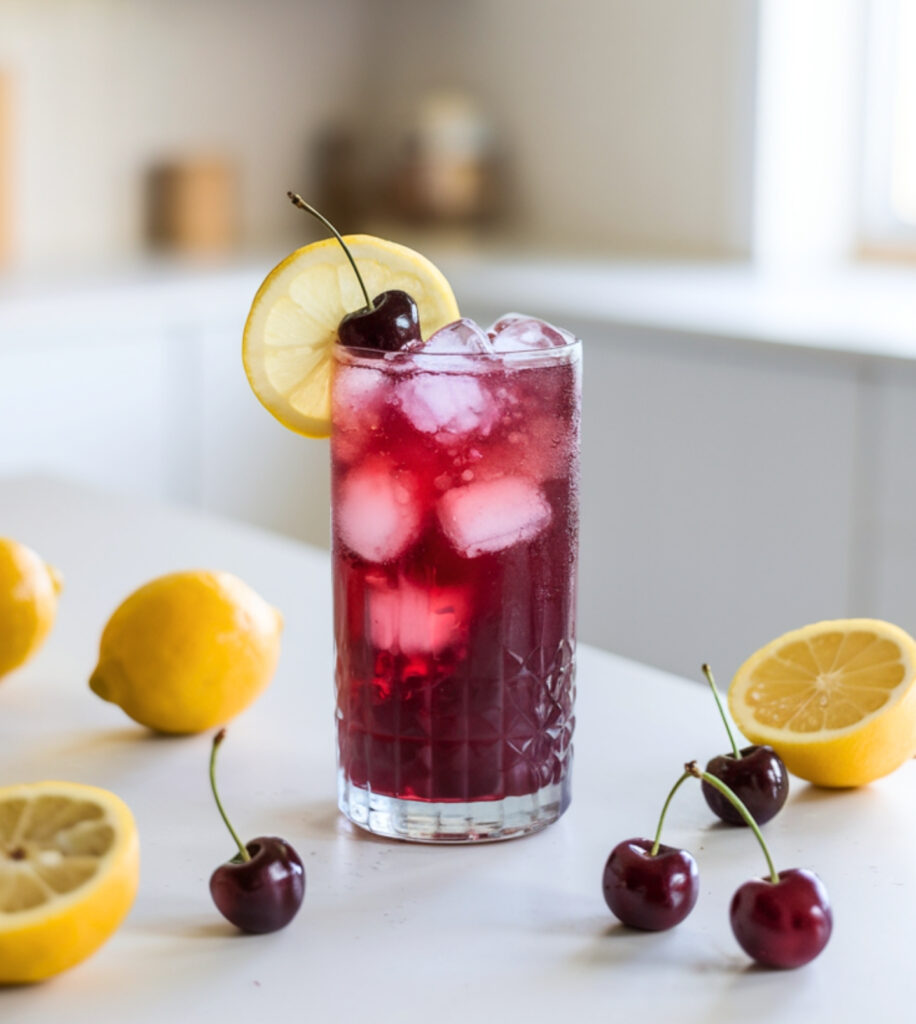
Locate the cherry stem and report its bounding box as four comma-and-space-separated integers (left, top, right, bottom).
702, 663, 741, 759
649, 770, 692, 856
287, 191, 372, 312
686, 761, 779, 884
209, 729, 251, 863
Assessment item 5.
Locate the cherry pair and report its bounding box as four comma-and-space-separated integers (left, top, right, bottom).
603, 762, 831, 968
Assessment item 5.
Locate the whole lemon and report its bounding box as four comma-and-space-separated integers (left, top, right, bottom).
0, 538, 63, 681
89, 570, 283, 734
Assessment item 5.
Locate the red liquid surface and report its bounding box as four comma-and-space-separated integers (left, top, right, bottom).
332, 341, 580, 802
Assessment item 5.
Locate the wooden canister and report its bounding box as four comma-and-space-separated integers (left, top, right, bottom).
145, 157, 237, 255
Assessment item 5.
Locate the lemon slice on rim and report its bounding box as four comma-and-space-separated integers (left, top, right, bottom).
242, 235, 459, 438
0, 781, 140, 984
729, 618, 916, 787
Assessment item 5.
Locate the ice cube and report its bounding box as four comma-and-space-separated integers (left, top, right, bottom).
437, 477, 552, 557
332, 364, 389, 433
418, 318, 494, 355
488, 314, 575, 352
336, 460, 420, 563
331, 364, 390, 463
397, 372, 497, 438
369, 578, 468, 654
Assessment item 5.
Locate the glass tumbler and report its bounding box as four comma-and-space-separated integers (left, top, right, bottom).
331, 333, 581, 841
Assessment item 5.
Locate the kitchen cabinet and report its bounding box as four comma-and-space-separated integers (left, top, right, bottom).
574, 322, 859, 681
868, 363, 916, 634
0, 334, 169, 498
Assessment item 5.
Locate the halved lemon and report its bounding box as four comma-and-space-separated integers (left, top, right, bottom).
242, 235, 460, 438
0, 781, 140, 984
729, 619, 916, 787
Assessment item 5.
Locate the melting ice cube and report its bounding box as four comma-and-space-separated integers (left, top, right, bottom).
336, 460, 420, 563
488, 314, 575, 352
369, 578, 468, 655
396, 373, 497, 438
418, 318, 494, 355
332, 364, 389, 433
437, 477, 552, 557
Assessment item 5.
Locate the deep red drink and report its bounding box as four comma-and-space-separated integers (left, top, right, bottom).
332, 316, 580, 841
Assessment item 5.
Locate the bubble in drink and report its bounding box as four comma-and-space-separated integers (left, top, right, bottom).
437, 476, 552, 557
336, 459, 420, 563
488, 314, 575, 352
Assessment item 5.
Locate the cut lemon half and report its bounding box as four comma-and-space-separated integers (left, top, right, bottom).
0, 781, 140, 984
729, 619, 916, 788
242, 235, 460, 438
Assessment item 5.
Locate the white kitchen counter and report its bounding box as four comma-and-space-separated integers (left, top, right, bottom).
2, 250, 916, 365
0, 477, 910, 1023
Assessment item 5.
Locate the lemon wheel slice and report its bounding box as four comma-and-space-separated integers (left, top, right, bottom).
729, 618, 916, 787
0, 781, 140, 984
242, 235, 460, 438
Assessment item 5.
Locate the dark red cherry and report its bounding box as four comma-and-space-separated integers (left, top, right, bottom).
210, 836, 305, 934
207, 730, 305, 934
284, 195, 420, 353
730, 868, 832, 968
702, 745, 789, 826
602, 838, 699, 931
337, 290, 420, 351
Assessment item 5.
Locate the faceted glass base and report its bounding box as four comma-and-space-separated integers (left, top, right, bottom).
338, 771, 571, 843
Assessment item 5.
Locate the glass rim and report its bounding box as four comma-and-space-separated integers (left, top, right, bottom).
333, 337, 582, 369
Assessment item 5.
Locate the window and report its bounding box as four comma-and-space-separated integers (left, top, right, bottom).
862, 0, 916, 252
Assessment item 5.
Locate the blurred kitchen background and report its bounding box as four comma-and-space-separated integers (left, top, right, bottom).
1, 0, 915, 680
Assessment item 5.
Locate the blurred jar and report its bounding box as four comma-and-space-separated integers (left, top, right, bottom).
394, 91, 497, 224
145, 156, 238, 256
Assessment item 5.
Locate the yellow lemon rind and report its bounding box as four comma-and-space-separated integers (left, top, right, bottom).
89, 570, 283, 735
729, 618, 916, 788
242, 234, 460, 438
0, 781, 140, 985
0, 540, 62, 681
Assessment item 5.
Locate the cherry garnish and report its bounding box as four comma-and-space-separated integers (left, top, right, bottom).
207, 729, 305, 934
730, 868, 832, 969
700, 664, 789, 826
287, 192, 421, 352
687, 762, 831, 969
603, 838, 699, 931
602, 769, 699, 931
338, 289, 420, 351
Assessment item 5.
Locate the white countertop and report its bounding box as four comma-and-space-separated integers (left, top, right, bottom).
442, 254, 916, 364
2, 250, 916, 364
0, 477, 911, 1023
